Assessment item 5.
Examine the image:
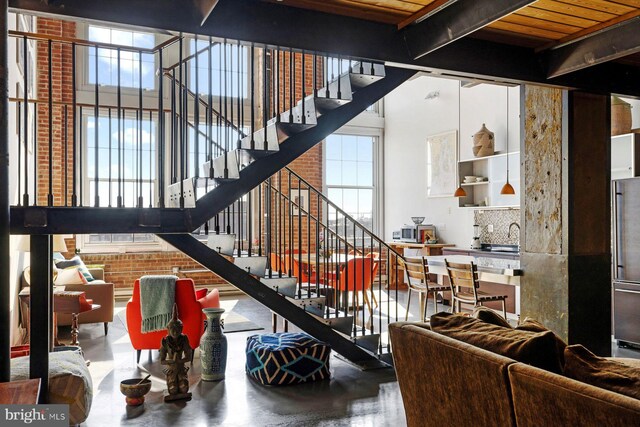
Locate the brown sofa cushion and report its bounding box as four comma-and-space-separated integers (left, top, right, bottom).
564, 344, 640, 400
390, 322, 517, 427
472, 306, 512, 328
430, 312, 564, 374
516, 317, 567, 368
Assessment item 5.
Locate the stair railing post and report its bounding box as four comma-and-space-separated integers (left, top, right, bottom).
250, 43, 255, 151
94, 45, 100, 207
0, 0, 9, 381
158, 48, 165, 207
47, 39, 53, 206
117, 48, 123, 207
22, 35, 29, 206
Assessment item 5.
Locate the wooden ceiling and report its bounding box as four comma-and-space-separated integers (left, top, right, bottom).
265, 0, 640, 49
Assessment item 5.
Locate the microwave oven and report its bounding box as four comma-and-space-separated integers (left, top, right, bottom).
400, 224, 436, 243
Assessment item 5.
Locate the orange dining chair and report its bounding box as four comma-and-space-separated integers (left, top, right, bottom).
365, 252, 380, 309
269, 252, 286, 275
284, 249, 319, 284
331, 257, 375, 319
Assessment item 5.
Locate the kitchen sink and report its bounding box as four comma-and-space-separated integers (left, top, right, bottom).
479, 244, 519, 253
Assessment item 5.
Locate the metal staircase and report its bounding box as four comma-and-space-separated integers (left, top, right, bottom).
8, 29, 416, 367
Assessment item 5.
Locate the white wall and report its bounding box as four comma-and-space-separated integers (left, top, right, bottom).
383, 75, 520, 247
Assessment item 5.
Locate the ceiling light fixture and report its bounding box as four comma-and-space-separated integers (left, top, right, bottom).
501, 87, 515, 196
454, 81, 467, 198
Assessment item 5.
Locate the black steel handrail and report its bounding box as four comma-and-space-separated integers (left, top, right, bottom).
284, 166, 402, 258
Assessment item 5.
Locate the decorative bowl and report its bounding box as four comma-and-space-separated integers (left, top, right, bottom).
411, 216, 425, 225
120, 378, 152, 406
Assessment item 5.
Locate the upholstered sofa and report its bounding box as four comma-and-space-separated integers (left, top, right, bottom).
389, 321, 640, 427
55, 268, 114, 334
19, 267, 114, 336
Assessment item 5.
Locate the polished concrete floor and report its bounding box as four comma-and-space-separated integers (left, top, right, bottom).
76, 295, 408, 427
67, 292, 640, 426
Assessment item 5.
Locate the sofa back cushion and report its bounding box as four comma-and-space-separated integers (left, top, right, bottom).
389, 322, 516, 427
563, 344, 640, 400
430, 312, 564, 374
509, 363, 640, 427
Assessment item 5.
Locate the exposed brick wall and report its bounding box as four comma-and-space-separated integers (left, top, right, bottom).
79, 252, 227, 290
35, 18, 75, 206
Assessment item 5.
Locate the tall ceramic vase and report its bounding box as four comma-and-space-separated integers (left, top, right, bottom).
200, 307, 227, 381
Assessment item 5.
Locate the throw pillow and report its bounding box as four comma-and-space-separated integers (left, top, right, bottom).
564, 344, 640, 400
55, 267, 88, 286
55, 256, 94, 282
430, 312, 564, 374
472, 306, 512, 328
516, 317, 568, 368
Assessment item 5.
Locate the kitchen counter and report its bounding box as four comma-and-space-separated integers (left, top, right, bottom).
426, 255, 522, 277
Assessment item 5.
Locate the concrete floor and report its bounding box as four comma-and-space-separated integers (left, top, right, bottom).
66, 292, 640, 426
75, 295, 407, 427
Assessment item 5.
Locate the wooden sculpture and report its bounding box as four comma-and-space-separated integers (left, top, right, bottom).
160, 303, 193, 402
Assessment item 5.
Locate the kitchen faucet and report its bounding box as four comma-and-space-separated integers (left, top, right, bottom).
508, 222, 520, 240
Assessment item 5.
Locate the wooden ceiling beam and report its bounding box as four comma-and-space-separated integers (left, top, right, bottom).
403, 0, 537, 59
397, 0, 453, 30
545, 16, 640, 78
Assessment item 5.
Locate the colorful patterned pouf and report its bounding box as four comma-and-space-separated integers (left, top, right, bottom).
245, 332, 331, 385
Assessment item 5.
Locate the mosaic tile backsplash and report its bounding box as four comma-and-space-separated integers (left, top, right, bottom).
474, 209, 520, 245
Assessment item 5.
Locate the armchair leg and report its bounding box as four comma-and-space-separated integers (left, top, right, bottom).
136, 350, 141, 364
405, 289, 412, 321
104, 322, 109, 335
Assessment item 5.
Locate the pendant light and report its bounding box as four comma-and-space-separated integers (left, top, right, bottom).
500, 86, 515, 195
454, 81, 467, 198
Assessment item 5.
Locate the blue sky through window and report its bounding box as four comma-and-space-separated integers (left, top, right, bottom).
87, 26, 156, 90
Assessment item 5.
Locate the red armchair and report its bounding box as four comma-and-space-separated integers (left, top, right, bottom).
126, 278, 220, 363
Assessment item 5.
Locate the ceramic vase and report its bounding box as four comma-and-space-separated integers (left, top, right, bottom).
200, 307, 227, 381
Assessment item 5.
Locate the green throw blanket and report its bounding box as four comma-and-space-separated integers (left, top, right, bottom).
140, 275, 177, 333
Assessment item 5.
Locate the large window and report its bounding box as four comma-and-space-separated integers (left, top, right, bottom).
189, 39, 248, 97
87, 25, 156, 90
325, 134, 376, 232
83, 114, 158, 247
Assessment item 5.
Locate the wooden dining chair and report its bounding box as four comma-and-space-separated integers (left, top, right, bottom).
401, 256, 450, 322
444, 259, 508, 319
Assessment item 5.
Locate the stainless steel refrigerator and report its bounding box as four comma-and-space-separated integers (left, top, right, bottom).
613, 178, 640, 346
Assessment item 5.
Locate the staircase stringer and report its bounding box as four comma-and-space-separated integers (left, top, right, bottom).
159, 233, 380, 365
189, 66, 417, 227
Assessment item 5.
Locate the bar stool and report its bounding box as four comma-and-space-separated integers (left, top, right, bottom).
444, 259, 508, 319
401, 256, 450, 322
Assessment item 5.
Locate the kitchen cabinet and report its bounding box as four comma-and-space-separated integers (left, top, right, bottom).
457, 152, 520, 209
611, 133, 640, 180
442, 248, 519, 260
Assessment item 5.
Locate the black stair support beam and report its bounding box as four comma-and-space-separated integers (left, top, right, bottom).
30, 235, 52, 403
8, 0, 640, 96
160, 233, 379, 365
9, 207, 197, 234
545, 17, 640, 78
0, 0, 9, 383
403, 0, 536, 60
190, 66, 417, 226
